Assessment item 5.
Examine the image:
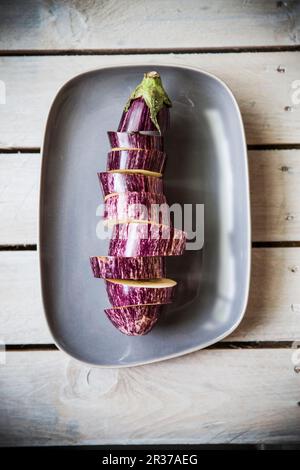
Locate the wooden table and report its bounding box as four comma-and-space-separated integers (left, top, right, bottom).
1, 0, 300, 447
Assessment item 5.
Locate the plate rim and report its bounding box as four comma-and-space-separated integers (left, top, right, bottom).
39, 63, 251, 368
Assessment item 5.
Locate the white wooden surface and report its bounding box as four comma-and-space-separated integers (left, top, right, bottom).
0, 53, 300, 147
1, 0, 300, 447
0, 349, 299, 446
0, 0, 299, 50
1, 248, 300, 344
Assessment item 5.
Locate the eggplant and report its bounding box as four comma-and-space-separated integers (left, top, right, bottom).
107, 149, 166, 174
105, 278, 176, 307
98, 172, 164, 197
90, 256, 165, 280
109, 222, 186, 257
107, 168, 162, 178
118, 71, 171, 134
104, 192, 167, 223
104, 304, 162, 336
108, 131, 163, 151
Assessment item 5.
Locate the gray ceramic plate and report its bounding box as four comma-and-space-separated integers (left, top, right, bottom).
40, 64, 250, 367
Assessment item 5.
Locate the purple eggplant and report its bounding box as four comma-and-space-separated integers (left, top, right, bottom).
118, 71, 171, 134
104, 192, 167, 223
109, 222, 186, 257
98, 172, 164, 197
108, 131, 163, 151
104, 304, 162, 336
90, 256, 165, 280
105, 278, 176, 307
107, 149, 166, 174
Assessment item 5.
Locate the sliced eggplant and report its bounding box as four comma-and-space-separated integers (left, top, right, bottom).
105, 278, 177, 307
104, 304, 162, 336
104, 192, 167, 224
90, 256, 165, 280
109, 222, 186, 257
98, 172, 164, 197
107, 149, 166, 174
107, 168, 162, 178
108, 131, 163, 151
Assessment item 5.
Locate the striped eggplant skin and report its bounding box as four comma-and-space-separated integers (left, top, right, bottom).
104, 192, 168, 223
118, 97, 170, 134
107, 149, 166, 174
98, 172, 164, 197
104, 304, 162, 336
109, 222, 186, 257
90, 256, 165, 280
105, 280, 176, 307
107, 131, 163, 151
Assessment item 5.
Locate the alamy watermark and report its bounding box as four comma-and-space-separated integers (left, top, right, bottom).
95, 201, 204, 251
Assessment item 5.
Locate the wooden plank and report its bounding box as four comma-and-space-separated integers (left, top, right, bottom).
230, 248, 300, 341
1, 248, 300, 344
0, 251, 50, 344
250, 150, 300, 242
0, 349, 299, 446
1, 150, 299, 245
0, 154, 40, 245
0, 53, 299, 148
0, 0, 299, 51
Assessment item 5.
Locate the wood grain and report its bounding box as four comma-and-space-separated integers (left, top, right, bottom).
1, 150, 299, 245
0, 0, 299, 51
0, 349, 299, 446
0, 154, 40, 245
1, 248, 300, 344
0, 53, 299, 148
250, 150, 300, 241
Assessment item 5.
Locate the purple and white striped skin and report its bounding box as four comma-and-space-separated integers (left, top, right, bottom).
104, 192, 168, 223
109, 222, 186, 257
118, 97, 170, 134
90, 256, 165, 280
98, 172, 164, 197
107, 149, 166, 174
104, 304, 162, 336
105, 278, 176, 307
107, 131, 163, 151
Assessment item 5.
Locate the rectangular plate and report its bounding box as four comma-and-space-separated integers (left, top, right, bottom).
40, 65, 250, 367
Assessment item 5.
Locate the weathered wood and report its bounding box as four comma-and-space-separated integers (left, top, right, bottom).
1, 150, 299, 245
0, 349, 299, 446
0, 154, 40, 245
0, 251, 50, 344
0, 0, 299, 51
1, 248, 300, 344
250, 150, 300, 241
0, 53, 299, 148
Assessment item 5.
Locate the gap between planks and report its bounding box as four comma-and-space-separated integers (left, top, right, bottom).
1, 46, 300, 56
2, 144, 300, 154
1, 243, 300, 251
4, 341, 297, 352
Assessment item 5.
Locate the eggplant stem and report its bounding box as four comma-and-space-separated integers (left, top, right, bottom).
124, 71, 172, 133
